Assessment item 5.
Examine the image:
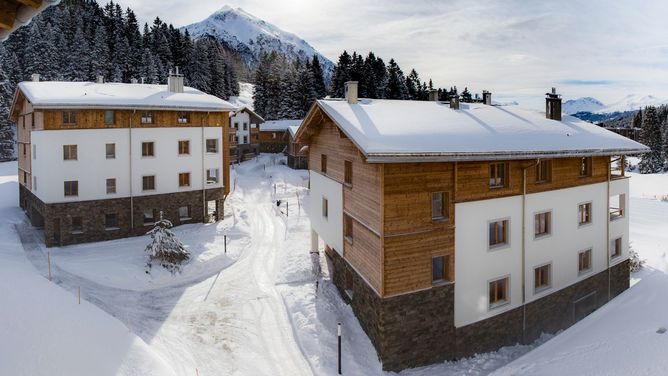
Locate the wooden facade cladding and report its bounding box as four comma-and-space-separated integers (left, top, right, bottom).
259, 130, 287, 145
41, 110, 226, 129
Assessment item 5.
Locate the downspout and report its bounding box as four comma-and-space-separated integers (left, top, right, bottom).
521, 159, 540, 340
607, 156, 622, 302
202, 113, 207, 222
129, 110, 135, 231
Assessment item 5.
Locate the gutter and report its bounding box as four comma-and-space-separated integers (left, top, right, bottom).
364, 148, 650, 163
521, 159, 540, 341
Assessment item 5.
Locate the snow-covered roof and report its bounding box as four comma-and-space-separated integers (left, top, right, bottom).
261, 119, 303, 132
0, 0, 61, 42
230, 106, 264, 123
308, 99, 649, 162
16, 81, 235, 112
288, 125, 301, 138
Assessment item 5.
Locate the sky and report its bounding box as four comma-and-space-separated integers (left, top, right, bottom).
112, 0, 668, 108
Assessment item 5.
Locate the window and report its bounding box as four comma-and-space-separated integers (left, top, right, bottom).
178, 140, 190, 155
611, 237, 622, 259
141, 111, 154, 124
344, 214, 353, 243
534, 211, 551, 238
272, 132, 277, 139
142, 142, 154, 157
104, 110, 115, 124
431, 192, 448, 220
233, 122, 238, 129
243, 135, 248, 144
177, 112, 190, 124
142, 175, 155, 191
106, 178, 116, 194
206, 169, 219, 184
321, 154, 327, 173
489, 277, 509, 308
64, 180, 78, 196
489, 162, 507, 188
344, 160, 353, 186
578, 203, 592, 225
322, 197, 328, 218
106, 143, 116, 159
63, 145, 78, 160
243, 122, 248, 130
579, 157, 592, 177
536, 160, 552, 183
71, 217, 83, 233
206, 139, 218, 153
534, 264, 551, 292
179, 172, 190, 187
432, 255, 452, 283
609, 194, 625, 220
579, 249, 592, 274
489, 219, 508, 248
179, 206, 191, 220
105, 213, 118, 229
143, 209, 155, 225
63, 111, 76, 125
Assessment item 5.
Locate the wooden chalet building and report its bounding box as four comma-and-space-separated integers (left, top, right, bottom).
259, 119, 301, 153
296, 82, 648, 371
285, 124, 308, 169
11, 73, 234, 247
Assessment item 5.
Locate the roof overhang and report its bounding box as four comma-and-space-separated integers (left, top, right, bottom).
232, 106, 264, 123
29, 103, 232, 112
0, 0, 61, 42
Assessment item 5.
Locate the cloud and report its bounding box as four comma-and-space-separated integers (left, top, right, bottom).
559, 80, 616, 86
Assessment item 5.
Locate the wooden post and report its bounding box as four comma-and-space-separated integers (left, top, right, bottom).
78, 286, 81, 304
47, 251, 52, 281
224, 235, 227, 254
338, 323, 342, 375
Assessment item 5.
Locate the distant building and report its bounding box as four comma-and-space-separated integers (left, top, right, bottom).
229, 106, 263, 163
259, 119, 302, 153
297, 82, 648, 371
285, 124, 307, 169
11, 73, 234, 247
604, 127, 641, 141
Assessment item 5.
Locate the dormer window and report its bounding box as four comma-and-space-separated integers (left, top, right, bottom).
63, 111, 77, 126
178, 112, 190, 124
141, 111, 154, 124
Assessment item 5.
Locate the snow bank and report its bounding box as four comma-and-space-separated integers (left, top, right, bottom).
0, 162, 176, 376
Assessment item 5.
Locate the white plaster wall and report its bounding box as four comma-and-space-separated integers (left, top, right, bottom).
454, 181, 629, 327
231, 112, 250, 144
455, 195, 523, 327
524, 182, 609, 303
610, 178, 630, 265
31, 127, 223, 204
308, 170, 343, 255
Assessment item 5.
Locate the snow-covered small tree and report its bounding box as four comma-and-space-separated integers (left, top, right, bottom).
628, 243, 644, 273
145, 211, 190, 273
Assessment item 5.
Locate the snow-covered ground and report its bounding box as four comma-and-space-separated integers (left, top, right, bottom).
2, 154, 668, 375
228, 82, 255, 110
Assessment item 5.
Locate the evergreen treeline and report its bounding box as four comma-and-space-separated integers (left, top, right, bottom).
253, 52, 327, 120
636, 106, 668, 173
0, 0, 241, 160
329, 50, 464, 101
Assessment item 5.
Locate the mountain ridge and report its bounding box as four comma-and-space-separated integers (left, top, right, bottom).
182, 6, 335, 78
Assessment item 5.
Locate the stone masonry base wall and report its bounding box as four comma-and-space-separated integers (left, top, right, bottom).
328, 250, 630, 371
20, 184, 225, 247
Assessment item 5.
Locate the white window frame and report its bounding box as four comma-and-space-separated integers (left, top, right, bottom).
533, 210, 552, 239
533, 262, 552, 294
488, 217, 511, 251
577, 201, 593, 227
488, 275, 511, 310
578, 248, 593, 276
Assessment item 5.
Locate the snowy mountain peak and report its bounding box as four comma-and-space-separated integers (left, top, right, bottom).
563, 97, 605, 114
602, 94, 666, 113
182, 6, 334, 77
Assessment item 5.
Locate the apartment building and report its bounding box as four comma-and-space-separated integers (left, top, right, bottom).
229, 106, 263, 163
296, 82, 648, 371
11, 73, 234, 247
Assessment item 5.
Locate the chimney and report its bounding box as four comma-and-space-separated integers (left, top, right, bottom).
96, 75, 104, 84
428, 89, 439, 102
449, 95, 460, 110
545, 87, 562, 121
131, 77, 139, 84
168, 67, 184, 93
483, 90, 492, 105
344, 81, 358, 104
31, 74, 40, 82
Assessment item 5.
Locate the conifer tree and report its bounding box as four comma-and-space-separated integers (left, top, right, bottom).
330, 50, 352, 97
638, 106, 664, 173
310, 55, 327, 98
385, 58, 408, 99
145, 211, 190, 274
